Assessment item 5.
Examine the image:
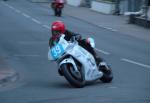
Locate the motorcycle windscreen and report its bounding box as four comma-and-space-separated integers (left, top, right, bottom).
49, 43, 65, 60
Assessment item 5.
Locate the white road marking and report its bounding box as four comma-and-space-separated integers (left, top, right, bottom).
121, 58, 150, 69
2, 2, 21, 14
31, 18, 41, 24
13, 54, 40, 57
42, 25, 49, 29
2, 2, 9, 7
95, 48, 110, 55
3, 2, 15, 11
18, 41, 47, 44
15, 9, 21, 13
8, 5, 14, 9
22, 13, 30, 18
108, 86, 118, 89
2, 2, 47, 28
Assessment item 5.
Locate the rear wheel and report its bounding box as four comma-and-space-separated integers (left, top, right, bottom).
54, 8, 57, 16
61, 64, 85, 88
57, 8, 62, 17
54, 8, 62, 17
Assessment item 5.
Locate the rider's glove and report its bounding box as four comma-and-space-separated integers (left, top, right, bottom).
75, 34, 82, 41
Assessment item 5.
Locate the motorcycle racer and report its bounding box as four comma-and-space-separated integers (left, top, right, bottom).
49, 21, 103, 66
51, 0, 65, 17
48, 21, 113, 86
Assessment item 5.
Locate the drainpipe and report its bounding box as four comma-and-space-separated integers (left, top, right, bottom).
85, 0, 91, 8
142, 0, 148, 18
114, 0, 120, 15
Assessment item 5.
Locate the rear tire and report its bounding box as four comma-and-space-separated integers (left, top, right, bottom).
54, 8, 62, 17
58, 9, 62, 17
61, 64, 85, 88
54, 8, 57, 16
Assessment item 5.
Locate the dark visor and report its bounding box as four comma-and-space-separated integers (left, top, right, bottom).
52, 30, 61, 36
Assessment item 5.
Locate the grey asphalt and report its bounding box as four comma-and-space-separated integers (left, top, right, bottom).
0, 0, 150, 103
0, 56, 18, 86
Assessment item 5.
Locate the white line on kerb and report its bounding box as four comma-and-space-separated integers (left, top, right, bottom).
95, 48, 110, 55
31, 18, 41, 24
22, 13, 30, 18
121, 58, 150, 69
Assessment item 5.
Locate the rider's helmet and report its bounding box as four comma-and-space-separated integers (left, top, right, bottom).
55, 0, 64, 3
51, 21, 65, 39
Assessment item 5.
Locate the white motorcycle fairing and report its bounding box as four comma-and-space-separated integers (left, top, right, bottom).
59, 57, 79, 72
48, 34, 103, 81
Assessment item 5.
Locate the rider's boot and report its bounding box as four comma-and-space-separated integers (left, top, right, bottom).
93, 53, 111, 73
98, 60, 111, 75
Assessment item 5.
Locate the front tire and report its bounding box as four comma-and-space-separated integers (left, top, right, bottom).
61, 64, 85, 88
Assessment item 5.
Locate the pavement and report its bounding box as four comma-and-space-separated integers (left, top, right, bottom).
0, 1, 150, 86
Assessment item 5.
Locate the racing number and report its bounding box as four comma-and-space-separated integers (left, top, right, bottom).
51, 44, 62, 58
56, 45, 61, 54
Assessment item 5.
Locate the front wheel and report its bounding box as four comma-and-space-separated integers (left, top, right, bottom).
61, 64, 85, 88
99, 65, 113, 83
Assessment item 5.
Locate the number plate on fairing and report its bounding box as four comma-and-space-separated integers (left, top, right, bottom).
51, 43, 65, 60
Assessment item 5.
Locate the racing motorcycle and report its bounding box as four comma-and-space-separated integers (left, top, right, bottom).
48, 34, 113, 88
51, 0, 64, 17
